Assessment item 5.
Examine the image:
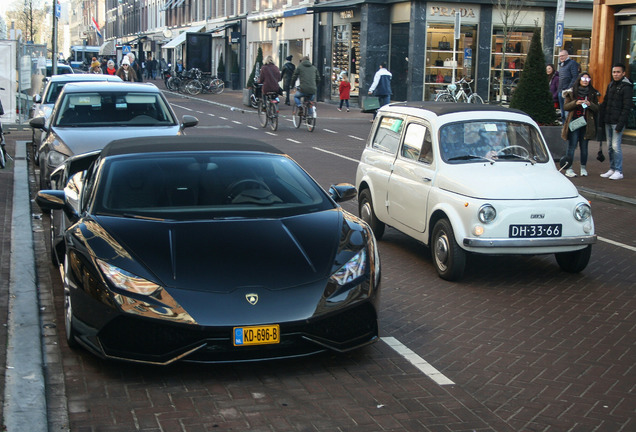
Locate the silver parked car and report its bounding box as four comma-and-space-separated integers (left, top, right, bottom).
30, 81, 198, 190
30, 74, 123, 164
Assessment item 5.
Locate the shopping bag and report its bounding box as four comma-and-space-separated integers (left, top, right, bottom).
361, 96, 380, 113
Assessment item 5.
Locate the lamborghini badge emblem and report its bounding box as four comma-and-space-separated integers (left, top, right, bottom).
246, 294, 259, 305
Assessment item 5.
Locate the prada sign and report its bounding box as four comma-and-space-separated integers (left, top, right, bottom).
430, 6, 476, 18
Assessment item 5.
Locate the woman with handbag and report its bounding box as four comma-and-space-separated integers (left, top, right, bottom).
561, 72, 600, 177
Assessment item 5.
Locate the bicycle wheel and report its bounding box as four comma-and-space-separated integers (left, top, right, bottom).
468, 94, 484, 104
268, 102, 278, 131
306, 105, 316, 132
185, 80, 203, 95
0, 145, 6, 169
257, 100, 268, 128
455, 92, 468, 103
435, 93, 455, 102
166, 76, 177, 91
292, 107, 302, 128
210, 78, 224, 94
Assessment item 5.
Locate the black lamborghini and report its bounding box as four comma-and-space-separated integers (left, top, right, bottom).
36, 136, 381, 364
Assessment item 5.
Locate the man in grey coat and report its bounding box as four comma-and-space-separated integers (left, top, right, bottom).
557, 50, 579, 123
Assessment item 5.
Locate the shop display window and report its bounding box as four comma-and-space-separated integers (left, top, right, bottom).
553, 29, 591, 73
331, 23, 360, 97
424, 24, 478, 101
490, 29, 534, 102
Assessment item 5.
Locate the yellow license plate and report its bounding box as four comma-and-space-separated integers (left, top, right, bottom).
233, 324, 280, 346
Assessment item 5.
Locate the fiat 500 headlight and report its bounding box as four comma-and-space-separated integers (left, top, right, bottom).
478, 204, 497, 223
574, 202, 592, 221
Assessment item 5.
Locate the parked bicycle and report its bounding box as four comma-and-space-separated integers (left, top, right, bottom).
435, 77, 484, 104
258, 92, 280, 131
292, 95, 316, 132
200, 74, 225, 94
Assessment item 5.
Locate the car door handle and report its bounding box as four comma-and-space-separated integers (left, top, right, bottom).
422, 177, 432, 182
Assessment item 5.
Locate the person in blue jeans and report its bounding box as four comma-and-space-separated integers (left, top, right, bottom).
368, 62, 392, 120
599, 63, 633, 181
560, 72, 600, 178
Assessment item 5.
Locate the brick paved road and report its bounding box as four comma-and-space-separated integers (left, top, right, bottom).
2, 91, 635, 431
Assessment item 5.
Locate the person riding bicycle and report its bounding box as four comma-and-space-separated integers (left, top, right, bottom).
292, 56, 320, 115
258, 56, 282, 98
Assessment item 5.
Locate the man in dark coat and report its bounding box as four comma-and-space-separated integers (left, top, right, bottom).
557, 50, 579, 123
281, 55, 296, 105
599, 63, 633, 180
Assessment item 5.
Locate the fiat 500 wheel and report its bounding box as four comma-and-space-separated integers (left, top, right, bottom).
431, 218, 466, 281
358, 189, 385, 240
555, 245, 592, 273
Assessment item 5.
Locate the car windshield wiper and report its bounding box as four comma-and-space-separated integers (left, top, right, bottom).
448, 154, 496, 163
496, 154, 536, 165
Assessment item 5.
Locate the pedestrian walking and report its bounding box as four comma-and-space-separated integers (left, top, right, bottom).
547, 64, 559, 110
105, 60, 117, 75
149, 56, 158, 80
338, 72, 351, 112
561, 72, 600, 178
116, 56, 137, 82
281, 55, 296, 105
599, 63, 633, 180
368, 62, 392, 120
557, 50, 579, 124
128, 53, 143, 82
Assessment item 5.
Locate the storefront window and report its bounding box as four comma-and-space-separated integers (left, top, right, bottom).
424, 24, 478, 101
490, 29, 534, 103
331, 23, 360, 98
553, 29, 591, 72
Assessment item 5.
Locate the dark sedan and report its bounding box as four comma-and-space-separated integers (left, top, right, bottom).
36, 137, 381, 365
30, 81, 198, 190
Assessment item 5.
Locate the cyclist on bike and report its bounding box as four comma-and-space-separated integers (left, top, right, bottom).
292, 56, 320, 115
258, 56, 282, 97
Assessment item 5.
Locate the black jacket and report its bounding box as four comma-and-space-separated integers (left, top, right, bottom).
600, 77, 633, 132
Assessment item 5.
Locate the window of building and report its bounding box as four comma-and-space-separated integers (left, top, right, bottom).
490, 29, 534, 103
424, 24, 478, 102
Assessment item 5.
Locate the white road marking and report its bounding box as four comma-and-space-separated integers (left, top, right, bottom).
287, 138, 302, 144
323, 129, 337, 134
312, 147, 359, 163
265, 132, 277, 136
232, 120, 242, 125
348, 135, 365, 141
172, 104, 191, 111
383, 337, 455, 386
247, 125, 258, 130
207, 113, 216, 117
219, 116, 228, 120
598, 236, 636, 252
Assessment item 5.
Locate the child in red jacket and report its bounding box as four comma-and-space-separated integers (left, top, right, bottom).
338, 73, 351, 112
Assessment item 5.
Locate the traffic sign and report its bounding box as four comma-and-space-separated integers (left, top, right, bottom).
555, 22, 564, 47
122, 45, 131, 54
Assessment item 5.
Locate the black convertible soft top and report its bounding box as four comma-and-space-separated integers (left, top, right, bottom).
101, 136, 284, 158
386, 101, 528, 117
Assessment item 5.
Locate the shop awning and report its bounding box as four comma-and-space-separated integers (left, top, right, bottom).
99, 40, 116, 55
309, 0, 381, 12
208, 21, 239, 33
616, 7, 636, 16
163, 25, 205, 49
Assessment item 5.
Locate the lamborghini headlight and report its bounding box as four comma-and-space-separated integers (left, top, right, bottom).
331, 249, 367, 286
97, 260, 161, 296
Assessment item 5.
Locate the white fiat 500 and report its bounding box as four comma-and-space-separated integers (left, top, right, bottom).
355, 102, 596, 281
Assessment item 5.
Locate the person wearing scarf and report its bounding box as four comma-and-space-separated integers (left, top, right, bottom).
561, 72, 600, 177
115, 56, 137, 82
105, 60, 117, 75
